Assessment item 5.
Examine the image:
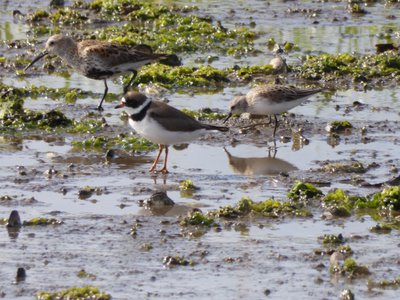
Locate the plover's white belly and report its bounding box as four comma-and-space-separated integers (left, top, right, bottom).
250, 97, 306, 115
129, 117, 206, 145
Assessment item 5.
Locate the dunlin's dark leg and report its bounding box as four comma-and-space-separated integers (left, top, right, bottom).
123, 70, 138, 93
160, 146, 169, 174
273, 114, 279, 138
97, 79, 108, 111
150, 144, 164, 172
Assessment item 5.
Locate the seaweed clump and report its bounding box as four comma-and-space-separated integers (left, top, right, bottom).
213, 196, 312, 219
1, 92, 72, 131
23, 217, 63, 226
331, 258, 370, 278
296, 51, 400, 84
287, 181, 323, 201
36, 286, 111, 300
322, 187, 400, 222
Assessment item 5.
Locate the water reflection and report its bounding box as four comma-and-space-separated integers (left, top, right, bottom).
52, 150, 151, 170
6, 210, 22, 239
224, 147, 297, 176
0, 135, 23, 151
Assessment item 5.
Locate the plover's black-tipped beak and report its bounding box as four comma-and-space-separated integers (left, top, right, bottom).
115, 102, 125, 109
223, 112, 232, 124
24, 50, 49, 71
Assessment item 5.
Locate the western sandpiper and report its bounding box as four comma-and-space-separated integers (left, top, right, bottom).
25, 34, 180, 110
224, 84, 322, 137
224, 147, 297, 175
115, 92, 228, 174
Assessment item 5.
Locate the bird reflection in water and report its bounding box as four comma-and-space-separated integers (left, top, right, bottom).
224, 147, 298, 176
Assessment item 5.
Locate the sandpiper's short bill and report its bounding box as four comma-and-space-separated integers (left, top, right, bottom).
25, 34, 181, 110
115, 92, 228, 174
224, 84, 323, 137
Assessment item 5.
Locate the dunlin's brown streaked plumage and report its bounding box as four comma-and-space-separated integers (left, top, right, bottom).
25, 34, 181, 110
224, 84, 322, 137
115, 91, 228, 174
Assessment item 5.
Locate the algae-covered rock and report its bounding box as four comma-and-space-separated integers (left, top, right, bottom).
320, 161, 365, 174
179, 179, 199, 198
36, 286, 110, 300
326, 121, 353, 133
163, 255, 194, 268
369, 277, 400, 289
355, 186, 400, 211
180, 210, 215, 227
322, 233, 345, 246
331, 258, 370, 278
369, 223, 392, 234
296, 51, 400, 83
287, 181, 323, 201
213, 196, 312, 219
77, 269, 97, 280
23, 217, 63, 226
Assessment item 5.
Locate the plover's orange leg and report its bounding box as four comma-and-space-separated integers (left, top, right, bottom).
149, 144, 164, 172
160, 146, 169, 174
123, 70, 138, 93
97, 79, 108, 111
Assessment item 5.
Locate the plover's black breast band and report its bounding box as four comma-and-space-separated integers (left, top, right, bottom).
130, 101, 152, 122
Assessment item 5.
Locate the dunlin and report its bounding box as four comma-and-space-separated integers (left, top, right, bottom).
224, 84, 322, 137
25, 34, 180, 110
115, 92, 228, 174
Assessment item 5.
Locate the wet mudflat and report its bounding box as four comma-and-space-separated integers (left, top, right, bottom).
1, 0, 400, 299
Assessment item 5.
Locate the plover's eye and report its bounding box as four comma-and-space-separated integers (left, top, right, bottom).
49, 41, 54, 46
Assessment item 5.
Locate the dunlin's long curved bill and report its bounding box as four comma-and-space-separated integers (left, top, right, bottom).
24, 51, 49, 71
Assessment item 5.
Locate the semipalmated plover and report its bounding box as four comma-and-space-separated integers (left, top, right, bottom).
115, 92, 228, 174
25, 34, 180, 110
224, 84, 322, 137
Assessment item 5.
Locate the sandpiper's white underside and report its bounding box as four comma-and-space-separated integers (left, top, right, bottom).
128, 117, 207, 145
249, 96, 307, 115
